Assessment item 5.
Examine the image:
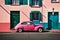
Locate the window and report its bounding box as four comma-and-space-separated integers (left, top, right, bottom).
21, 22, 27, 24
5, 0, 28, 5
32, 13, 39, 20
21, 22, 33, 25
30, 11, 42, 21
29, 0, 42, 7
30, 22, 33, 24
27, 22, 30, 25
12, 0, 20, 5
51, 0, 59, 3
33, 0, 39, 6
27, 22, 33, 25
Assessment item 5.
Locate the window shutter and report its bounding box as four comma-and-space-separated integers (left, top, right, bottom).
5, 0, 12, 5
23, 0, 28, 5
38, 0, 42, 6
20, 0, 23, 5
29, 0, 33, 6
39, 12, 42, 21
30, 12, 33, 21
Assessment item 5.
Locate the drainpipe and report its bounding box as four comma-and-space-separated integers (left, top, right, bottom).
52, 8, 54, 29
42, 0, 43, 22
52, 8, 54, 15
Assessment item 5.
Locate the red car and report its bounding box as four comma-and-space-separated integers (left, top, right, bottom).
14, 21, 44, 32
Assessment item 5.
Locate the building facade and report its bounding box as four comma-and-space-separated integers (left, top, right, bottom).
0, 0, 60, 32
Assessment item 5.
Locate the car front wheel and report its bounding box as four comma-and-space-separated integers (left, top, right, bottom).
38, 28, 43, 32
18, 28, 22, 32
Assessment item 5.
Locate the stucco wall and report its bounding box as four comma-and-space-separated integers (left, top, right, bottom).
0, 0, 60, 23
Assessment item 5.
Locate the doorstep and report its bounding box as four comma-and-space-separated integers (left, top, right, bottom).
50, 30, 60, 33
10, 30, 17, 32
0, 30, 17, 33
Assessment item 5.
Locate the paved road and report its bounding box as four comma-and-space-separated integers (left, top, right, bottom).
0, 32, 60, 40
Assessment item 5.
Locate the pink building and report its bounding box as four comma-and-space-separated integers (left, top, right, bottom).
0, 0, 60, 32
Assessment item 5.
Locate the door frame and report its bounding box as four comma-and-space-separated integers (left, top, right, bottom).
46, 9, 60, 30
10, 11, 20, 30
46, 9, 60, 23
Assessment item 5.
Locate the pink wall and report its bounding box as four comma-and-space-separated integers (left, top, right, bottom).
0, 23, 10, 32
0, 0, 60, 32
42, 0, 60, 22
0, 0, 60, 23
0, 0, 42, 23
0, 0, 60, 31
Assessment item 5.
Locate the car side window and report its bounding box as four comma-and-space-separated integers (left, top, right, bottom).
27, 22, 33, 25
21, 22, 27, 25
30, 22, 33, 24
27, 22, 30, 25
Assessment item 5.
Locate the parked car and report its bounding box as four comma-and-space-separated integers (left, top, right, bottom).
14, 21, 44, 32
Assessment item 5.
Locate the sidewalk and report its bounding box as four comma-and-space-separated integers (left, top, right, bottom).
50, 30, 60, 33
0, 30, 16, 33
0, 30, 60, 33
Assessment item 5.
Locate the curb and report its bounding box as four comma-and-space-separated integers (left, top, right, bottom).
0, 30, 16, 33
50, 30, 60, 33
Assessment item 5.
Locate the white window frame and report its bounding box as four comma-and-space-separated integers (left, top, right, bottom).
33, 0, 39, 6
12, 0, 20, 5
52, 0, 59, 2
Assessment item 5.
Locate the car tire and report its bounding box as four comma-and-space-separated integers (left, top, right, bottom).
18, 28, 22, 32
38, 28, 43, 32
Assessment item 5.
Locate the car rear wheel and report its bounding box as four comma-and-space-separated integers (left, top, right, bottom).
38, 28, 43, 32
18, 28, 22, 32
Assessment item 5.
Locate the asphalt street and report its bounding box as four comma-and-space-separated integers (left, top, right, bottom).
0, 32, 60, 40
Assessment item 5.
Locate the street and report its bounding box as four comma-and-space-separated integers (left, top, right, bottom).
0, 32, 60, 40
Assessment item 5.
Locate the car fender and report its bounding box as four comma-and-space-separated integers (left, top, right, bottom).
34, 26, 39, 31
14, 25, 23, 30
34, 26, 44, 31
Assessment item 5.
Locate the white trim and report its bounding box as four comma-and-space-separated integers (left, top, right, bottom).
46, 9, 60, 23
28, 0, 29, 5
52, 0, 59, 2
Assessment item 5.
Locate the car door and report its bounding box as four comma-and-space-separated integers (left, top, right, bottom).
28, 22, 34, 31
22, 22, 30, 30
26, 22, 31, 31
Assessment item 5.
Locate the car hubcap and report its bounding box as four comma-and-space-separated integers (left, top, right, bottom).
38, 28, 42, 32
19, 29, 22, 32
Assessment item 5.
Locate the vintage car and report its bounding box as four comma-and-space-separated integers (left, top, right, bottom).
14, 21, 44, 32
